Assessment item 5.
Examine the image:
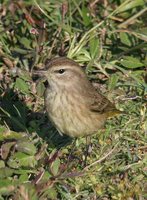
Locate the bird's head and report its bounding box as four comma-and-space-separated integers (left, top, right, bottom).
35, 57, 87, 90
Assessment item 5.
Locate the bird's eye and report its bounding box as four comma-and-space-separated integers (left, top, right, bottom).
55, 69, 65, 74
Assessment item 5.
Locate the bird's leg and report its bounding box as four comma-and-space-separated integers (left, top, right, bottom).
66, 138, 85, 170
83, 136, 92, 167
67, 138, 77, 161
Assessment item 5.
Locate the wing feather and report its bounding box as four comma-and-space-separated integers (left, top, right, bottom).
80, 81, 117, 113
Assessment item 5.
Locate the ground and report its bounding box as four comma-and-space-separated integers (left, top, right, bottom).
0, 1, 147, 199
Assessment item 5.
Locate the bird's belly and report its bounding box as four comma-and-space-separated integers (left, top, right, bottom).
45, 91, 105, 137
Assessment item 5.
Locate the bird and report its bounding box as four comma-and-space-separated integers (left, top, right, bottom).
38, 57, 121, 138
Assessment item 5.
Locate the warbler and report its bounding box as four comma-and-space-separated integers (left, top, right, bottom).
39, 57, 120, 137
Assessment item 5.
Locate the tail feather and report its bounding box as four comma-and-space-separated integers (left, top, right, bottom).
105, 109, 123, 118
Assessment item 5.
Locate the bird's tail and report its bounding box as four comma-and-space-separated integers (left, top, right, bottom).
105, 109, 123, 118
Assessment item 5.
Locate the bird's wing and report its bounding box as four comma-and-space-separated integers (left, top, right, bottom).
88, 90, 115, 112
82, 82, 119, 116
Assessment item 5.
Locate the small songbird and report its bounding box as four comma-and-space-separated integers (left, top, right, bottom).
40, 57, 120, 138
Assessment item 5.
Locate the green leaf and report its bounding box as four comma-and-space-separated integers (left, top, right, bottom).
41, 171, 52, 181
16, 141, 37, 155
0, 161, 5, 168
120, 32, 132, 46
19, 37, 32, 49
0, 126, 26, 141
36, 81, 46, 97
89, 37, 99, 59
133, 29, 147, 41
15, 78, 30, 94
7, 152, 37, 168
1, 142, 16, 160
115, 0, 145, 14
19, 70, 32, 81
18, 174, 29, 183
0, 179, 15, 195
42, 187, 57, 199
120, 56, 144, 68
81, 5, 91, 26
13, 47, 31, 54
50, 158, 60, 176
0, 167, 14, 178
17, 183, 38, 200
108, 74, 119, 90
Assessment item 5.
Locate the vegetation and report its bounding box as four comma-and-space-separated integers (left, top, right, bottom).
0, 0, 147, 199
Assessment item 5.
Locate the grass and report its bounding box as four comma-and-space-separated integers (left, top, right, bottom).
0, 0, 147, 199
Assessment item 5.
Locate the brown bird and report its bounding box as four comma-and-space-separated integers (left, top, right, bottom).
39, 57, 120, 138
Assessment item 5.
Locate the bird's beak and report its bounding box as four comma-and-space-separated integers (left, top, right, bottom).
32, 70, 48, 83
32, 70, 47, 78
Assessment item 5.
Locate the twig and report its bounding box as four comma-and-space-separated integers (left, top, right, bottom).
84, 142, 119, 170
90, 0, 100, 8
118, 7, 147, 28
